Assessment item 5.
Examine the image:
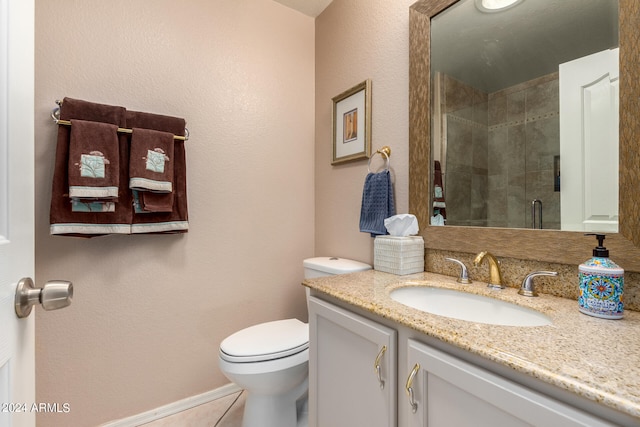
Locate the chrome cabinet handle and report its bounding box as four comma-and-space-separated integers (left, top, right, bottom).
406, 363, 420, 413
374, 345, 387, 390
15, 277, 73, 318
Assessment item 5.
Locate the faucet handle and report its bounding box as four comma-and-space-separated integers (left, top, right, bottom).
519, 271, 558, 297
445, 258, 471, 284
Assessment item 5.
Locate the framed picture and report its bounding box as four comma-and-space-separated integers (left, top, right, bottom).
332, 79, 372, 165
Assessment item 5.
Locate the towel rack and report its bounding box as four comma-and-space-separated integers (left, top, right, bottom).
51, 101, 189, 142
368, 146, 391, 173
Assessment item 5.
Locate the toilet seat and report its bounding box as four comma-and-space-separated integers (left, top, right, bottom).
219, 319, 309, 363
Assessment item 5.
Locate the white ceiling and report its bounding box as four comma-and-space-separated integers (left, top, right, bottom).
272, 0, 334, 17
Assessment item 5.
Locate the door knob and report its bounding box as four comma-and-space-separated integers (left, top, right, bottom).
15, 277, 73, 318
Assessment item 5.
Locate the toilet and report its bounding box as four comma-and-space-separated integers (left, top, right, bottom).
218, 257, 371, 427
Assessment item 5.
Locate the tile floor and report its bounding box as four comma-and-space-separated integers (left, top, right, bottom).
141, 390, 245, 427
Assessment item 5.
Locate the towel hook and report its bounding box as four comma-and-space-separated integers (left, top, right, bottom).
368, 146, 391, 173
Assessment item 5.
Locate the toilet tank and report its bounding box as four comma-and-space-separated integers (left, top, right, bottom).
303, 257, 371, 279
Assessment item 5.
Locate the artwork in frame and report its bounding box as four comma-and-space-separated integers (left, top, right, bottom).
332, 79, 372, 165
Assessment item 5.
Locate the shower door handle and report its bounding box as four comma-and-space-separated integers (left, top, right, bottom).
531, 199, 542, 229
15, 277, 73, 318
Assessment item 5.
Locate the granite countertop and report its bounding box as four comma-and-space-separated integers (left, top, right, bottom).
303, 269, 640, 422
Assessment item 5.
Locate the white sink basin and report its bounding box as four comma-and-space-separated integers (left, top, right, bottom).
390, 286, 552, 326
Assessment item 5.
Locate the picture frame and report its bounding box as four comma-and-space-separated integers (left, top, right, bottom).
331, 79, 372, 165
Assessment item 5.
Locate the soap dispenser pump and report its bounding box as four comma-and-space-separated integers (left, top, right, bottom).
578, 234, 624, 319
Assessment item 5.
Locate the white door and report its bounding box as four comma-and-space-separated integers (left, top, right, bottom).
560, 48, 619, 232
0, 0, 36, 426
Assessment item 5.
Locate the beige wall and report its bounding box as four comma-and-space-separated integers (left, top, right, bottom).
34, 1, 314, 425
315, 0, 415, 263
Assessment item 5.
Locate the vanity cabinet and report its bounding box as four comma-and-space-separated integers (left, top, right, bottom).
308, 296, 397, 427
405, 339, 615, 427
309, 295, 621, 427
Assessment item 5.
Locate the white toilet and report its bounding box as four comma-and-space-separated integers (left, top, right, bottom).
218, 257, 371, 427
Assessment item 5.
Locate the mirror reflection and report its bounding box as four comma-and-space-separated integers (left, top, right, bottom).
430, 0, 619, 231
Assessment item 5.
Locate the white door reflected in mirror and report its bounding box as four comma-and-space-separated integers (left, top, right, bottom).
560, 48, 619, 232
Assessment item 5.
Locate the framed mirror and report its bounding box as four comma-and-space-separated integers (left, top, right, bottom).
430, 0, 618, 231
409, 0, 640, 270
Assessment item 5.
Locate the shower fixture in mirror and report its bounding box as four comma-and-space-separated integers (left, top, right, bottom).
430, 0, 619, 231
409, 0, 640, 268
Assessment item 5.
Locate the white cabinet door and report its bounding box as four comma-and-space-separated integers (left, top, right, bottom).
405, 339, 615, 427
308, 296, 397, 427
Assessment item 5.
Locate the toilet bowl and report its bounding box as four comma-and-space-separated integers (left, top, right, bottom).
218, 257, 371, 427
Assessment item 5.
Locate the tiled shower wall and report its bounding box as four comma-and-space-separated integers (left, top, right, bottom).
441, 75, 489, 226
442, 73, 560, 229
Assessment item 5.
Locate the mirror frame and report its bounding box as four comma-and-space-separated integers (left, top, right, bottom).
409, 0, 640, 271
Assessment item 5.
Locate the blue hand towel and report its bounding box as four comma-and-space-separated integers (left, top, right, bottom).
359, 170, 395, 236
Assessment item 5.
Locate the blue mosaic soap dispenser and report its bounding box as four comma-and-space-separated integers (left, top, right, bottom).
578, 234, 624, 319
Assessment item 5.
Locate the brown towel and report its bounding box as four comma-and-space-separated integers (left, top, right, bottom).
133, 190, 174, 214
129, 128, 174, 193
50, 98, 132, 236
68, 119, 120, 200
126, 110, 189, 233
433, 160, 446, 219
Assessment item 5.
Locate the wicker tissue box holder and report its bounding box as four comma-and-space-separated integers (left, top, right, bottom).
374, 235, 425, 275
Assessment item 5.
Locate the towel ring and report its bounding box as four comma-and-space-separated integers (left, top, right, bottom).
368, 146, 391, 173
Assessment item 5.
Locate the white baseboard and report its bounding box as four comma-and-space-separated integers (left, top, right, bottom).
100, 383, 242, 427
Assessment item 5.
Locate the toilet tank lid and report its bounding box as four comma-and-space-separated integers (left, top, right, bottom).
303, 257, 371, 275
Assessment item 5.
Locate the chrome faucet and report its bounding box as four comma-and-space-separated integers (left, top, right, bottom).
473, 251, 504, 289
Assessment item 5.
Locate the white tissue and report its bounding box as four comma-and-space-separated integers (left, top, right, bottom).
384, 214, 419, 237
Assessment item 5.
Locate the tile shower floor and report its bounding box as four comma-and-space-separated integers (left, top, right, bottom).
141, 390, 245, 427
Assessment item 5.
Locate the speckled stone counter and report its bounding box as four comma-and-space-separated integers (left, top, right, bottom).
303, 269, 640, 422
